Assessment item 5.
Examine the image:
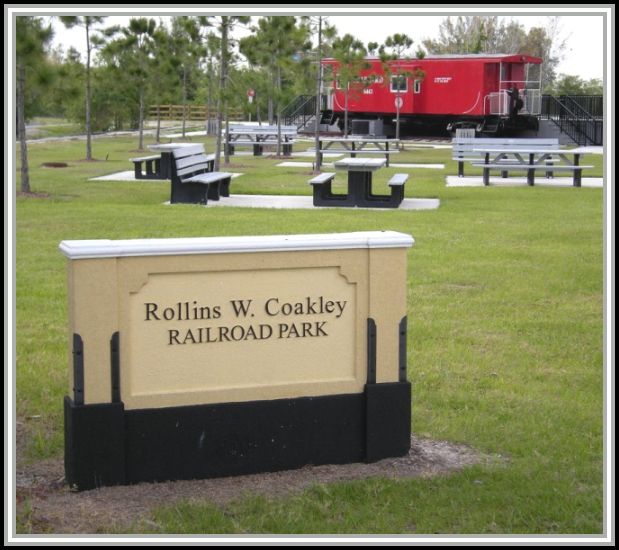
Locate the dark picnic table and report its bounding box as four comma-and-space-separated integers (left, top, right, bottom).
309, 158, 409, 209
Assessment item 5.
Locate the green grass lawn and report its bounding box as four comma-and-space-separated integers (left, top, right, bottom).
14, 134, 605, 534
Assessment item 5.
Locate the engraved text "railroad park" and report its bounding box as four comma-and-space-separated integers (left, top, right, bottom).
143, 296, 348, 346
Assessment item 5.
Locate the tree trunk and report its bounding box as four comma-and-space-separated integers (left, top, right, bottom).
313, 16, 323, 173
344, 88, 349, 138
138, 88, 145, 150
156, 105, 161, 143
85, 23, 92, 160
268, 70, 275, 125
224, 114, 230, 165
181, 65, 187, 138
214, 18, 229, 171
17, 63, 30, 193
256, 93, 262, 125
267, 95, 274, 125
395, 91, 401, 142
276, 64, 282, 156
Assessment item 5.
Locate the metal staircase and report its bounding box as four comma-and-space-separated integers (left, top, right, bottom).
540, 95, 603, 145
282, 95, 317, 130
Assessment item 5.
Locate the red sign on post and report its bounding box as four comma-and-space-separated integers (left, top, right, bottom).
247, 88, 255, 103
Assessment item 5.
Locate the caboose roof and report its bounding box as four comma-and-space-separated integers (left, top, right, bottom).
323, 53, 542, 64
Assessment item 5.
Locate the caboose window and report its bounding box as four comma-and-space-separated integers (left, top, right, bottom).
413, 79, 421, 94
390, 75, 407, 93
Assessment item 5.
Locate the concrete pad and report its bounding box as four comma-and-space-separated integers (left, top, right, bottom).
276, 161, 334, 168
90, 171, 162, 182
163, 130, 208, 138
571, 146, 603, 154
403, 143, 452, 149
291, 151, 343, 158
276, 161, 314, 168
90, 171, 243, 182
180, 194, 440, 211
390, 163, 444, 169
445, 175, 603, 188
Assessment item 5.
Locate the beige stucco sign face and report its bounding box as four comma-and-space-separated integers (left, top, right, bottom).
60, 232, 413, 410
127, 266, 357, 407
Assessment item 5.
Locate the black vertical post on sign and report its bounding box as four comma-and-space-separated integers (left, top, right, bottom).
399, 316, 408, 383
366, 318, 377, 385
72, 334, 84, 405
365, 317, 411, 462
110, 332, 121, 403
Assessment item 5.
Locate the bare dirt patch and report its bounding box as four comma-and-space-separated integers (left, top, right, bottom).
15, 436, 501, 534
16, 191, 51, 199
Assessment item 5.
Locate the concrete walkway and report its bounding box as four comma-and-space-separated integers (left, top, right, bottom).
445, 175, 603, 188
168, 194, 440, 211
276, 161, 444, 169
90, 171, 243, 182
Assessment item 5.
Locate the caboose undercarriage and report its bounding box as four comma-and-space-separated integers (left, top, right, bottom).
322, 110, 540, 138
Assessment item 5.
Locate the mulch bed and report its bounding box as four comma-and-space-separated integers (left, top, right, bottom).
15, 435, 502, 534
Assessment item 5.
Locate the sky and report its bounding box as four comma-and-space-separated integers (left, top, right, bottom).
44, 10, 606, 81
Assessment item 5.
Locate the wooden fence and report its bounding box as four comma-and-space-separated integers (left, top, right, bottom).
148, 105, 244, 121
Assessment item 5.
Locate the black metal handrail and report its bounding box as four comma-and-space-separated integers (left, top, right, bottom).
561, 95, 603, 118
282, 95, 317, 129
540, 95, 603, 145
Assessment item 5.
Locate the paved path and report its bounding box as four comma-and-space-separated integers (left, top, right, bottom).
179, 194, 440, 211
445, 175, 603, 188
89, 171, 243, 182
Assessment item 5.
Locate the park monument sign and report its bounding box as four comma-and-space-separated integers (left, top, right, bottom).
59, 231, 414, 490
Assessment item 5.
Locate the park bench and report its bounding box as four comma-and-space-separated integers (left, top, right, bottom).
130, 154, 162, 179
308, 172, 345, 205
452, 137, 560, 177
364, 173, 409, 208
170, 144, 230, 204
225, 124, 297, 156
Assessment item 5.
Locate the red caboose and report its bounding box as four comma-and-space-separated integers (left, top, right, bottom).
321, 54, 542, 136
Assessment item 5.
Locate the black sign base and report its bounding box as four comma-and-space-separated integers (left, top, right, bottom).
64, 382, 411, 491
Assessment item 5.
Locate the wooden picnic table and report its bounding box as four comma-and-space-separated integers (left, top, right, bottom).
318, 137, 400, 166
472, 147, 593, 186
